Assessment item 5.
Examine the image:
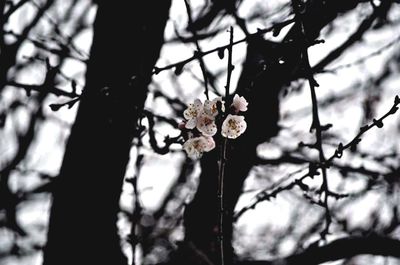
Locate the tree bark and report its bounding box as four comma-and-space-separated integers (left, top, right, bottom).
43, 2, 171, 265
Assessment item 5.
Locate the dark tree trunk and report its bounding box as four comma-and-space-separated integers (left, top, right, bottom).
43, 2, 171, 265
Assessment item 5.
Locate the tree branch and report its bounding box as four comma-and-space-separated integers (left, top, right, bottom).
313, 1, 393, 72
238, 235, 400, 265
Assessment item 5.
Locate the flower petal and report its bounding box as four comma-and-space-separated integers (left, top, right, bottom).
183, 135, 215, 158
203, 136, 216, 152
183, 138, 201, 158
184, 99, 203, 120
194, 99, 203, 110
232, 94, 248, 112
197, 113, 217, 136
221, 114, 247, 139
204, 97, 224, 117
185, 117, 197, 129
203, 100, 214, 116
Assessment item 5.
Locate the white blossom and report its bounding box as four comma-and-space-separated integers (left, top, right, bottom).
183, 99, 203, 129
221, 114, 247, 139
182, 95, 249, 156
183, 136, 215, 158
196, 113, 217, 136
204, 97, 224, 117
231, 94, 248, 113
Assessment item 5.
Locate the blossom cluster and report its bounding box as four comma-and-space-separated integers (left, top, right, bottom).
181, 94, 248, 158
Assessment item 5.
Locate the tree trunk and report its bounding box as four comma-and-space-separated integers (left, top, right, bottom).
43, 2, 171, 265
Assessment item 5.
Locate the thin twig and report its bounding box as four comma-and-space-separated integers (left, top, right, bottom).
153, 19, 295, 75
234, 94, 400, 221
319, 34, 400, 74
312, 1, 392, 73
292, 0, 331, 238
129, 153, 144, 265
328, 95, 400, 163
217, 26, 234, 265
184, 0, 210, 99
7, 81, 80, 98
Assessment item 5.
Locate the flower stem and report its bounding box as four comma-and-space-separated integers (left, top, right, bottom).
217, 26, 234, 265
217, 137, 227, 265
